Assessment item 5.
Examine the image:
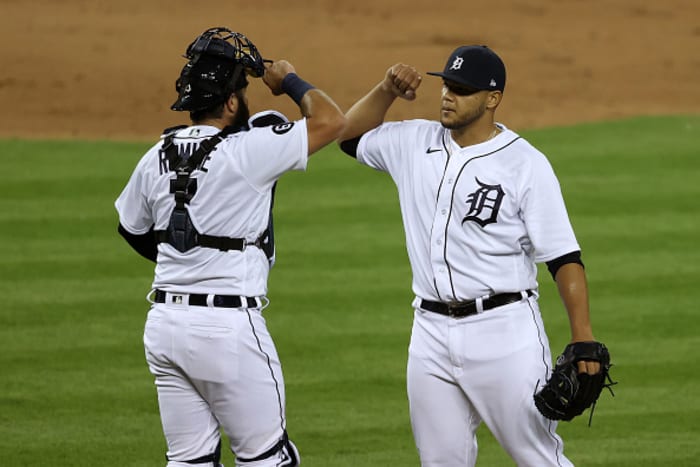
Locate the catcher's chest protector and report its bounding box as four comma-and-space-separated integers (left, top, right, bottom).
155, 129, 274, 257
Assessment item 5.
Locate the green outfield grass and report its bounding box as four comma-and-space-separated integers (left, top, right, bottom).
1, 115, 699, 466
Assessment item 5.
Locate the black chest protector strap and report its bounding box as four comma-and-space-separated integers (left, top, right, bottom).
154, 127, 273, 257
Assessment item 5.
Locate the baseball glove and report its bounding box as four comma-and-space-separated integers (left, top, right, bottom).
534, 341, 615, 424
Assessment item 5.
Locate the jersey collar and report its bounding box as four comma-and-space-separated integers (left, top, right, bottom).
444, 122, 512, 155
175, 125, 222, 139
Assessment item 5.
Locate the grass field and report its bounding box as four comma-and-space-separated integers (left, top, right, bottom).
1, 115, 699, 466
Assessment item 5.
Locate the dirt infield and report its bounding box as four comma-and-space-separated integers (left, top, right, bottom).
1, 0, 698, 140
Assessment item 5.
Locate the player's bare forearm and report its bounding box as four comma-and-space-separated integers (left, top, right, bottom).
301, 89, 347, 155
554, 262, 594, 343
263, 59, 346, 156
339, 63, 422, 141
555, 262, 601, 374
339, 83, 397, 140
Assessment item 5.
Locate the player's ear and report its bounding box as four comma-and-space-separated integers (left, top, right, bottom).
224, 93, 238, 115
486, 90, 502, 110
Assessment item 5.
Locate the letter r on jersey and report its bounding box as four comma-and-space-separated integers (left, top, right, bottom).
462, 177, 505, 227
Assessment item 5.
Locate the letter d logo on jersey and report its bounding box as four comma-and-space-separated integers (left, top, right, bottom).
462, 177, 504, 227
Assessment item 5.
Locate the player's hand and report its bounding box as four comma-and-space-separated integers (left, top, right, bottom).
381, 63, 422, 100
263, 60, 296, 95
577, 360, 601, 375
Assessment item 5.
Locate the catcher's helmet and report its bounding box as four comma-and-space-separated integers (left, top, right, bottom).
171, 27, 266, 112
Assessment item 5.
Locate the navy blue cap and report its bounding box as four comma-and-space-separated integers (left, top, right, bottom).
427, 45, 506, 92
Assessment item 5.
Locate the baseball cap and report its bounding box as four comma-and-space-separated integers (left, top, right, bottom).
427, 45, 506, 92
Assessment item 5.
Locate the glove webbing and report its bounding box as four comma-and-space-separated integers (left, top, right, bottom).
585, 368, 618, 426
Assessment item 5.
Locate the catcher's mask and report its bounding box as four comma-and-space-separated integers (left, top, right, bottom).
171, 27, 266, 112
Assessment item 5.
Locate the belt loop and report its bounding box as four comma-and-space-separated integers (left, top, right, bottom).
475, 296, 485, 314
206, 294, 215, 307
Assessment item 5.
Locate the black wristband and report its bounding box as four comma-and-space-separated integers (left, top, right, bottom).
281, 73, 316, 106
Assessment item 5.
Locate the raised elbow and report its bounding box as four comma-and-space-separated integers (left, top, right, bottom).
327, 111, 348, 140
307, 108, 347, 155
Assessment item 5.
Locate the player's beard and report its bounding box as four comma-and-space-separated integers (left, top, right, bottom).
440, 100, 488, 131
232, 95, 251, 129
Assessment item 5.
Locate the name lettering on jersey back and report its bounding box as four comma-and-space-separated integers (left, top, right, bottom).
158, 142, 213, 175
462, 177, 504, 227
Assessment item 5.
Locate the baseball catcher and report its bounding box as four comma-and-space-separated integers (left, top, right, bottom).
116, 24, 347, 467
534, 341, 616, 424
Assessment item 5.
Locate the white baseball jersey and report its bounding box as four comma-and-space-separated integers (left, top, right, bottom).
115, 120, 308, 296
116, 118, 307, 465
356, 120, 579, 303
356, 119, 579, 466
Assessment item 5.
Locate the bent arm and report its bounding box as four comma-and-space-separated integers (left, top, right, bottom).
263, 60, 346, 157
299, 88, 347, 156
339, 82, 398, 142
338, 63, 422, 143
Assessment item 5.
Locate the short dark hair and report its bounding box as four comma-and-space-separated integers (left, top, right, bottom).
190, 102, 225, 123
190, 88, 246, 124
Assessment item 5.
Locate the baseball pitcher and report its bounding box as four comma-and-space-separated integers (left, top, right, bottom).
337, 45, 614, 466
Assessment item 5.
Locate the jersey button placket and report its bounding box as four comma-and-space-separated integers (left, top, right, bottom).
431, 161, 459, 300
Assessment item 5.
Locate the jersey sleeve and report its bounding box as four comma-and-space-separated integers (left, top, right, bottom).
235, 119, 309, 191
356, 121, 408, 176
114, 152, 154, 235
520, 152, 580, 263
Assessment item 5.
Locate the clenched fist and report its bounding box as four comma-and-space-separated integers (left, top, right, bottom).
382, 63, 422, 100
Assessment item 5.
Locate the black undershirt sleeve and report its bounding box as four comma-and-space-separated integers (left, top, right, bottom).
118, 223, 157, 262
339, 136, 362, 159
546, 250, 584, 280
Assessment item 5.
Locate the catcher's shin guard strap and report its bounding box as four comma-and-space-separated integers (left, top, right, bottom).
165, 439, 221, 465
236, 431, 299, 466
281, 73, 316, 105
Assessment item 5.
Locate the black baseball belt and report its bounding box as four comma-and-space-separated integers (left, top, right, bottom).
420, 290, 534, 318
154, 289, 259, 309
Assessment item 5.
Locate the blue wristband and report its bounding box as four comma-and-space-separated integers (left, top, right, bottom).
281, 73, 316, 105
